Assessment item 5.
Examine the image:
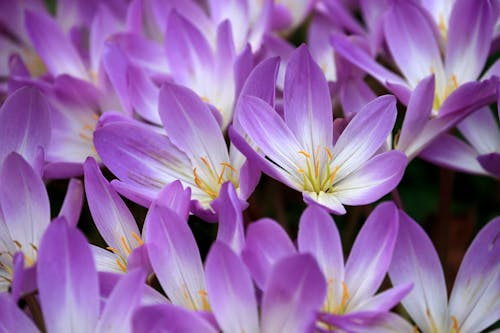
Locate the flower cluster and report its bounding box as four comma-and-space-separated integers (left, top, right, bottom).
0, 0, 499, 332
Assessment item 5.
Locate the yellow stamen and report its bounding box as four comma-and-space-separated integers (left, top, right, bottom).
297, 168, 305, 174
329, 165, 340, 184
106, 246, 121, 256
325, 147, 333, 160
314, 145, 321, 177
116, 259, 127, 272
132, 232, 143, 246
298, 150, 311, 158
341, 281, 350, 309
451, 316, 460, 333
413, 326, 419, 333
199, 290, 211, 311
121, 236, 132, 255
79, 133, 92, 141
200, 96, 210, 103
217, 164, 227, 184
220, 162, 237, 172
450, 74, 458, 89
13, 240, 22, 249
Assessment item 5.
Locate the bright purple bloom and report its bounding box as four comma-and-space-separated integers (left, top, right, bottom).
389, 211, 500, 333
233, 45, 406, 214
242, 202, 411, 330
95, 82, 258, 220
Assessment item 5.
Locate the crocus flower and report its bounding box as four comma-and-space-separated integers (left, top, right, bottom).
233, 45, 406, 214
95, 82, 258, 220
331, 0, 499, 113
132, 242, 326, 333
420, 104, 500, 178
389, 210, 500, 333
242, 202, 411, 331
0, 152, 83, 293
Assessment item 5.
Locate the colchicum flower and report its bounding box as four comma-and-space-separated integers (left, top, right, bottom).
389, 210, 500, 333
233, 45, 406, 214
95, 82, 258, 220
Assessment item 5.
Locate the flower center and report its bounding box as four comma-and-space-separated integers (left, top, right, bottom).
296, 146, 339, 194
192, 157, 238, 200
106, 232, 143, 272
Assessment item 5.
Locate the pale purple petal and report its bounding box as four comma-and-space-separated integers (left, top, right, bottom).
339, 78, 377, 116
83, 157, 140, 257
333, 151, 407, 205
284, 44, 333, 152
457, 107, 500, 155
0, 86, 51, 168
154, 180, 191, 221
448, 217, 500, 332
238, 95, 303, 184
205, 242, 259, 333
91, 245, 124, 274
25, 10, 88, 80
58, 178, 83, 227
332, 95, 397, 180
420, 134, 488, 175
353, 283, 413, 312
303, 191, 347, 215
212, 182, 246, 254
38, 218, 99, 333
344, 202, 399, 309
94, 121, 193, 204
0, 153, 49, 260
159, 82, 228, 166
445, 0, 497, 83
0, 294, 39, 333
298, 205, 344, 309
397, 75, 435, 154
319, 311, 414, 333
261, 254, 326, 333
242, 218, 296, 289
383, 1, 442, 88
95, 269, 147, 333
389, 210, 449, 333
144, 204, 206, 310
132, 304, 217, 333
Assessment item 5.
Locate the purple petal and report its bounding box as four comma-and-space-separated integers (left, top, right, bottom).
339, 78, 377, 116
10, 252, 37, 302
261, 254, 326, 333
419, 134, 487, 175
457, 107, 500, 155
25, 10, 88, 80
344, 202, 399, 309
95, 269, 147, 333
320, 311, 414, 333
478, 153, 500, 178
205, 242, 259, 333
38, 218, 99, 333
58, 178, 84, 227
284, 44, 333, 152
237, 56, 280, 109
383, 1, 442, 87
332, 95, 397, 179
0, 153, 49, 260
212, 182, 246, 254
0, 294, 38, 333
154, 180, 192, 221
144, 204, 206, 310
89, 3, 121, 74
397, 75, 435, 155
158, 82, 228, 165
242, 218, 296, 289
448, 217, 500, 332
445, 0, 497, 83
132, 304, 217, 333
94, 121, 192, 204
0, 86, 51, 169
330, 34, 407, 88
297, 205, 344, 310
333, 151, 407, 205
83, 157, 140, 258
388, 210, 448, 333
237, 95, 303, 185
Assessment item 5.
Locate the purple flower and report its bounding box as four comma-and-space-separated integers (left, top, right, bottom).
332, 0, 499, 112
389, 211, 500, 332
233, 45, 406, 214
95, 82, 258, 220
242, 202, 411, 330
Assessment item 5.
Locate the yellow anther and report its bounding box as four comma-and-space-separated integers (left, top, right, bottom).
413, 326, 419, 333
121, 236, 132, 255
329, 165, 340, 184
451, 74, 458, 89
298, 150, 311, 158
91, 113, 100, 120
297, 168, 305, 174
451, 316, 460, 333
116, 258, 127, 272
220, 162, 237, 172
82, 124, 95, 131
325, 147, 333, 160
217, 164, 227, 184
341, 281, 350, 308
200, 157, 213, 172
106, 246, 121, 256
200, 96, 210, 103
24, 254, 34, 266
198, 290, 211, 311
79, 133, 92, 141
132, 232, 143, 246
